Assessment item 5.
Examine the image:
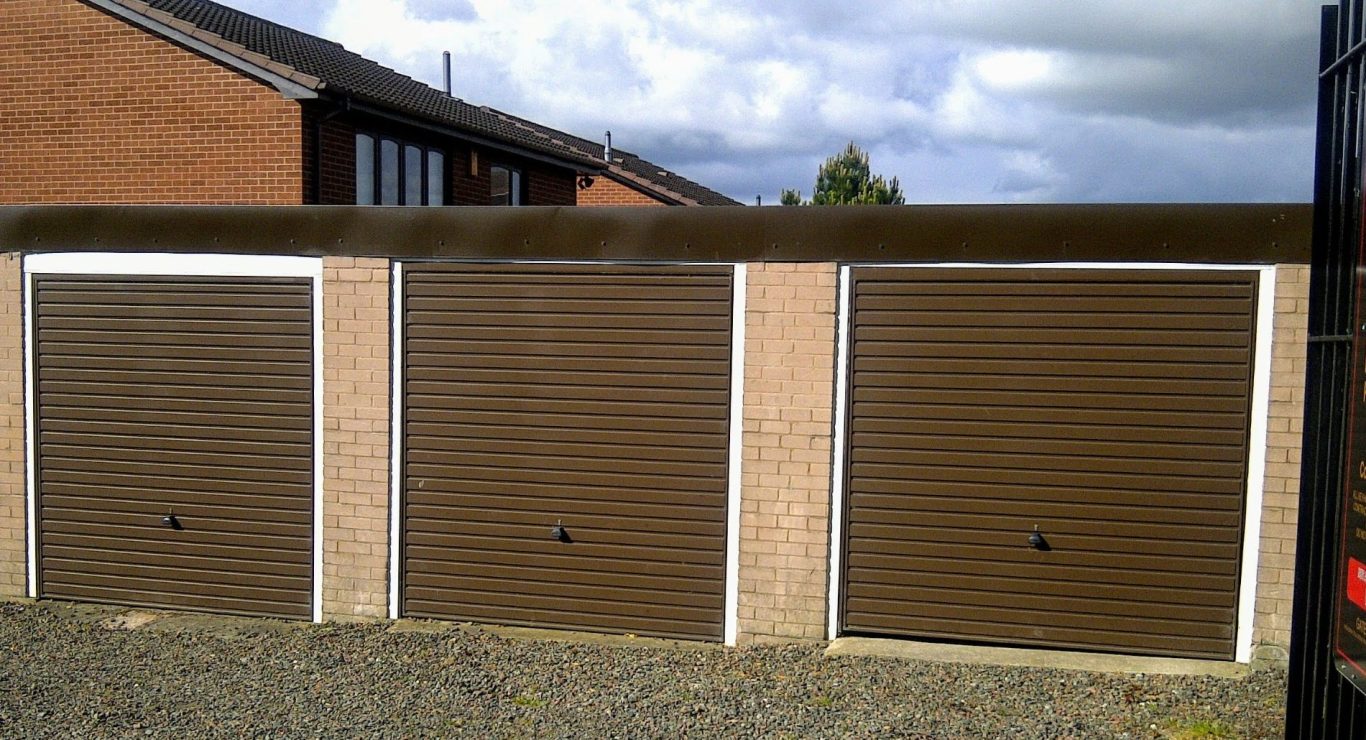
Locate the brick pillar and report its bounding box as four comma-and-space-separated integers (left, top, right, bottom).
321, 257, 391, 619
1253, 263, 1309, 656
737, 263, 838, 642
0, 254, 23, 598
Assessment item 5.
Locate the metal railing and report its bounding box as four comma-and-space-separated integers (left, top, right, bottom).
1287, 3, 1366, 737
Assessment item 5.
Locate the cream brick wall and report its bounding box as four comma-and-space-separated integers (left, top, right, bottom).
0, 254, 23, 598
737, 263, 838, 642
322, 257, 391, 619
1253, 264, 1309, 655
0, 253, 1315, 654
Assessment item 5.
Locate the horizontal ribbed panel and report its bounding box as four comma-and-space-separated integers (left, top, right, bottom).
35, 276, 314, 620
842, 268, 1256, 659
402, 264, 732, 640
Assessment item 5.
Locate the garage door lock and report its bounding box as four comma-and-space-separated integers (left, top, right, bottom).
161, 514, 182, 531
550, 521, 570, 542
1028, 526, 1048, 551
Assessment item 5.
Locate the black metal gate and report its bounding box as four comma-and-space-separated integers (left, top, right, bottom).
1287, 3, 1366, 736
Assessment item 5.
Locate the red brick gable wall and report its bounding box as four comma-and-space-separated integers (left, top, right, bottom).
577, 176, 668, 207
0, 0, 304, 204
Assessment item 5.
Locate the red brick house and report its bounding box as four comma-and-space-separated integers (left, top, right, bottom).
0, 0, 736, 207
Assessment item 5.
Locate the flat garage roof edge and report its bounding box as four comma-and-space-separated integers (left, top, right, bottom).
0, 203, 1309, 264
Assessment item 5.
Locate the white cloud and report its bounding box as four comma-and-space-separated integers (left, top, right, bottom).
223, 0, 1318, 205
973, 49, 1054, 91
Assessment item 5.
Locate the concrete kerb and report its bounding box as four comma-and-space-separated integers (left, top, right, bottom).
825, 637, 1250, 678
6, 597, 1273, 676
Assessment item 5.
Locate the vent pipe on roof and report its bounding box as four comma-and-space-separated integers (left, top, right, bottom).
443, 51, 452, 96
604, 131, 612, 163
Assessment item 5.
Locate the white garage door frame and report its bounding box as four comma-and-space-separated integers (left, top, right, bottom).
825, 262, 1276, 664
22, 253, 325, 623
388, 261, 747, 645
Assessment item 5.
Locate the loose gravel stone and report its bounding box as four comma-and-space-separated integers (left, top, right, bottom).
0, 602, 1284, 738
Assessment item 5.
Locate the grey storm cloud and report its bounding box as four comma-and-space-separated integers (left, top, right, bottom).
224, 0, 1319, 205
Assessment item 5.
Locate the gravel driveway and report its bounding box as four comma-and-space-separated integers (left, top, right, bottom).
0, 601, 1284, 739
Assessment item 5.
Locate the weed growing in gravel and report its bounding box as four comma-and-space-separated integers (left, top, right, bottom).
807, 695, 834, 708
511, 695, 546, 708
1165, 718, 1236, 738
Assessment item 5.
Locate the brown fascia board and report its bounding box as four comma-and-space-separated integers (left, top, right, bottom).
0, 203, 1311, 265
601, 166, 697, 206
97, 0, 324, 94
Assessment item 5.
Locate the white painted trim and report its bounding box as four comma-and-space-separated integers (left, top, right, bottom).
23, 253, 321, 278
1235, 266, 1277, 663
388, 262, 404, 620
22, 266, 36, 599
22, 254, 325, 619
310, 270, 324, 624
724, 264, 746, 646
827, 266, 852, 640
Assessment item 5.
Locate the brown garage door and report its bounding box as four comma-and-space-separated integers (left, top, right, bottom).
842, 267, 1257, 659
402, 263, 732, 640
34, 275, 315, 619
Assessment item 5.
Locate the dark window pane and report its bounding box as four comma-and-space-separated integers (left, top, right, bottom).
405, 145, 423, 205
355, 134, 374, 205
427, 151, 444, 206
490, 165, 510, 205
380, 139, 399, 205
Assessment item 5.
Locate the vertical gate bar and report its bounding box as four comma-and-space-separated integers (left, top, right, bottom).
1301, 9, 1341, 735
1290, 3, 1366, 736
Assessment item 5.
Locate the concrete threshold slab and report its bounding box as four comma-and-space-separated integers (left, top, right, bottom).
825, 637, 1248, 678
386, 618, 460, 635
466, 623, 722, 652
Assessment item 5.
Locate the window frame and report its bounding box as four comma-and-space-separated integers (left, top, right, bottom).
355, 131, 446, 206
490, 164, 524, 206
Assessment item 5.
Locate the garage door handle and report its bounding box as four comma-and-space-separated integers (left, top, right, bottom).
161, 514, 183, 531
1028, 526, 1048, 551
550, 521, 570, 542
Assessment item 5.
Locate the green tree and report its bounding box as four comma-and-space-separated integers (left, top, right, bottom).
782, 142, 904, 205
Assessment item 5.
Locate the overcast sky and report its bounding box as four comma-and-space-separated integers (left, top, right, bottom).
221, 0, 1319, 205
